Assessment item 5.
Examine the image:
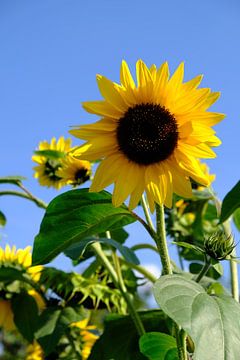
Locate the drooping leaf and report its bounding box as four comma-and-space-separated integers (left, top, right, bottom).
0, 176, 26, 185
32, 189, 136, 265
0, 210, 6, 226
220, 181, 240, 223
36, 306, 83, 355
65, 236, 139, 265
99, 228, 129, 244
89, 310, 170, 360
139, 332, 178, 360
154, 275, 240, 360
11, 292, 39, 342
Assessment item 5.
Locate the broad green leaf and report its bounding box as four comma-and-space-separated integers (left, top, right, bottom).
0, 176, 26, 185
89, 310, 170, 360
154, 275, 240, 360
34, 149, 65, 159
65, 236, 139, 265
32, 189, 136, 265
233, 208, 240, 231
220, 181, 240, 223
139, 332, 178, 360
36, 306, 83, 355
0, 211, 6, 226
11, 292, 39, 342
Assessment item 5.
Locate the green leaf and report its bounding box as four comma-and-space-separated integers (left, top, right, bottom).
65, 236, 139, 265
89, 310, 170, 360
220, 181, 240, 223
139, 332, 178, 360
172, 241, 204, 253
0, 211, 6, 226
32, 189, 136, 265
36, 306, 83, 355
0, 267, 26, 282
11, 292, 39, 342
189, 262, 223, 279
233, 208, 240, 231
100, 228, 129, 244
34, 149, 66, 159
0, 176, 26, 185
154, 275, 240, 360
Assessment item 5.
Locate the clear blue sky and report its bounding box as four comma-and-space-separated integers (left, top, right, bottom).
0, 0, 239, 276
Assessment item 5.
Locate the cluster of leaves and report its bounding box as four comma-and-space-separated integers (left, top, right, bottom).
1, 173, 240, 359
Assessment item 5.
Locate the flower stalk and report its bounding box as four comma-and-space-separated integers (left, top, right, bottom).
91, 242, 145, 336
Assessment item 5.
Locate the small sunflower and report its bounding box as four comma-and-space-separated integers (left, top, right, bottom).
57, 154, 91, 187
70, 60, 224, 211
32, 136, 72, 189
71, 318, 99, 360
0, 244, 43, 281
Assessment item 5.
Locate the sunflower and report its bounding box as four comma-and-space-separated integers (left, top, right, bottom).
32, 136, 72, 189
57, 153, 91, 187
0, 244, 42, 281
70, 60, 224, 211
0, 245, 45, 332
71, 318, 99, 360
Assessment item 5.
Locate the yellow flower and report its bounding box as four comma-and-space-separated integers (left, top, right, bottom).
0, 245, 43, 281
70, 60, 224, 211
0, 299, 15, 331
57, 153, 91, 187
26, 341, 44, 360
32, 136, 72, 189
71, 319, 99, 360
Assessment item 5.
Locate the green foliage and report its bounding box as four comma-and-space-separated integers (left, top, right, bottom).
34, 149, 66, 159
11, 292, 39, 342
65, 236, 140, 265
89, 310, 170, 360
36, 306, 83, 355
139, 332, 178, 360
233, 207, 240, 231
220, 181, 240, 223
154, 275, 240, 360
32, 189, 136, 265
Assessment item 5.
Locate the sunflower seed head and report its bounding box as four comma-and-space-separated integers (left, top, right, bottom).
204, 231, 235, 261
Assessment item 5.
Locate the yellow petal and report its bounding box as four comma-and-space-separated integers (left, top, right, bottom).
96, 75, 128, 112
120, 60, 136, 89
82, 100, 122, 119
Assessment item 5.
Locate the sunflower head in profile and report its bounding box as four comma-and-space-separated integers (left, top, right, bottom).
32, 136, 72, 189
57, 153, 91, 187
70, 60, 224, 211
0, 245, 44, 331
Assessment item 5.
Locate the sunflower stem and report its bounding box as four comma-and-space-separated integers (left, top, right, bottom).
155, 204, 189, 360
155, 204, 172, 275
0, 190, 47, 209
120, 258, 157, 283
141, 195, 156, 232
91, 242, 145, 336
194, 256, 211, 283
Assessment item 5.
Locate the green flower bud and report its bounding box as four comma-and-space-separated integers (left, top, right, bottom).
204, 231, 235, 261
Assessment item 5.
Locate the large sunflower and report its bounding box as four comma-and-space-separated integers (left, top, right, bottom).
70, 60, 224, 210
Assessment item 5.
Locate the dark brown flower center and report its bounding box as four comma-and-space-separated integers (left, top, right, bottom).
116, 103, 178, 165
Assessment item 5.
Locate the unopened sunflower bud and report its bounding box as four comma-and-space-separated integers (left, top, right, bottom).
204, 231, 235, 261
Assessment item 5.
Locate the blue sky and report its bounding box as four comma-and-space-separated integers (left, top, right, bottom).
0, 0, 239, 276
